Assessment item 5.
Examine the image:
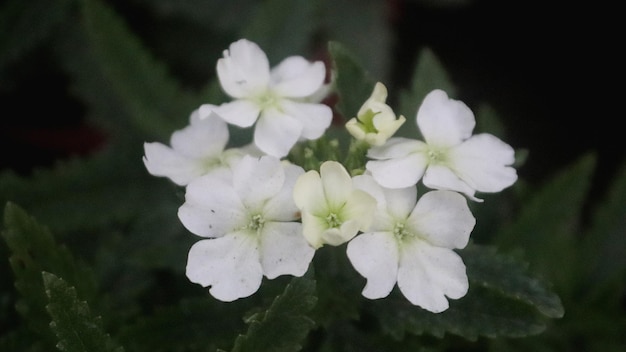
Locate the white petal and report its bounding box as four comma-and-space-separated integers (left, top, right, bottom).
281, 100, 332, 140
216, 39, 270, 98
382, 186, 417, 220
301, 211, 330, 249
271, 57, 326, 98
170, 111, 229, 158
260, 222, 314, 279
341, 189, 377, 231
143, 142, 203, 186
233, 155, 284, 211
417, 89, 475, 147
352, 174, 387, 208
347, 232, 399, 299
186, 234, 262, 302
422, 164, 479, 200
293, 170, 327, 216
330, 219, 360, 245
449, 134, 518, 193
178, 175, 246, 237
397, 240, 469, 312
254, 108, 302, 157
407, 191, 475, 249
367, 137, 423, 159
214, 100, 261, 127
366, 154, 428, 189
320, 161, 352, 210
264, 162, 305, 221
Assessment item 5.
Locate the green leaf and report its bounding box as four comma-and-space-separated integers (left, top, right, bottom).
583, 160, 626, 288
240, 0, 317, 63
230, 275, 317, 352
368, 244, 563, 341
43, 272, 124, 352
396, 47, 456, 139
317, 0, 394, 81
496, 153, 596, 294
1, 203, 99, 347
0, 0, 72, 69
117, 296, 257, 352
328, 41, 376, 121
0, 144, 175, 235
73, 0, 205, 140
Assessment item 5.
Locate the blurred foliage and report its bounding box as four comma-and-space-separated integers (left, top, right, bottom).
1, 0, 624, 351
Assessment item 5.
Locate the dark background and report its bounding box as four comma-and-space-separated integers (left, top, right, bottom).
1, 0, 621, 205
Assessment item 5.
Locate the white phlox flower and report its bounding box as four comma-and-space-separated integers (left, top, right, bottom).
347, 174, 476, 313
204, 38, 333, 158
365, 89, 518, 201
293, 161, 376, 249
178, 155, 314, 302
143, 109, 244, 186
345, 82, 406, 146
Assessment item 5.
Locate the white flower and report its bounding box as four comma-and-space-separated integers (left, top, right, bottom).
345, 82, 406, 146
348, 174, 476, 313
178, 155, 314, 301
293, 161, 376, 249
143, 109, 244, 186
204, 38, 333, 157
365, 89, 518, 201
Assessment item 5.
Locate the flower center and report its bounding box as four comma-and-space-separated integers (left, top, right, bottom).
426, 146, 447, 164
245, 214, 265, 233
255, 90, 280, 110
393, 222, 411, 240
325, 213, 342, 228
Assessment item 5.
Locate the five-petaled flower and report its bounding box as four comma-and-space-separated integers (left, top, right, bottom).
178, 155, 315, 301
365, 89, 518, 201
293, 161, 376, 249
348, 174, 476, 312
142, 38, 520, 310
143, 109, 244, 186
345, 82, 406, 146
203, 38, 333, 158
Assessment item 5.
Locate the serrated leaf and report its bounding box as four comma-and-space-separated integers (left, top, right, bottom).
1, 203, 99, 346
0, 143, 179, 236
240, 0, 316, 63
368, 244, 563, 341
396, 47, 456, 139
75, 0, 205, 140
230, 275, 317, 352
43, 272, 124, 352
496, 153, 596, 294
328, 41, 376, 121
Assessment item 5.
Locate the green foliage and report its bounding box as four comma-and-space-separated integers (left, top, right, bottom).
230, 275, 317, 352
0, 0, 72, 68
240, 0, 317, 63
43, 272, 124, 352
328, 41, 376, 121
368, 244, 563, 341
2, 0, 622, 351
397, 47, 457, 139
76, 0, 207, 141
1, 203, 100, 349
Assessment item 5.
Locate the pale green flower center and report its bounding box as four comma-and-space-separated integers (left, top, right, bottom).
325, 212, 342, 228
254, 90, 281, 110
427, 146, 448, 164
393, 222, 411, 240
244, 214, 265, 233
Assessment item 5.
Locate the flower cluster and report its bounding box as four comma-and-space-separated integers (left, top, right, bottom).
143, 38, 518, 312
